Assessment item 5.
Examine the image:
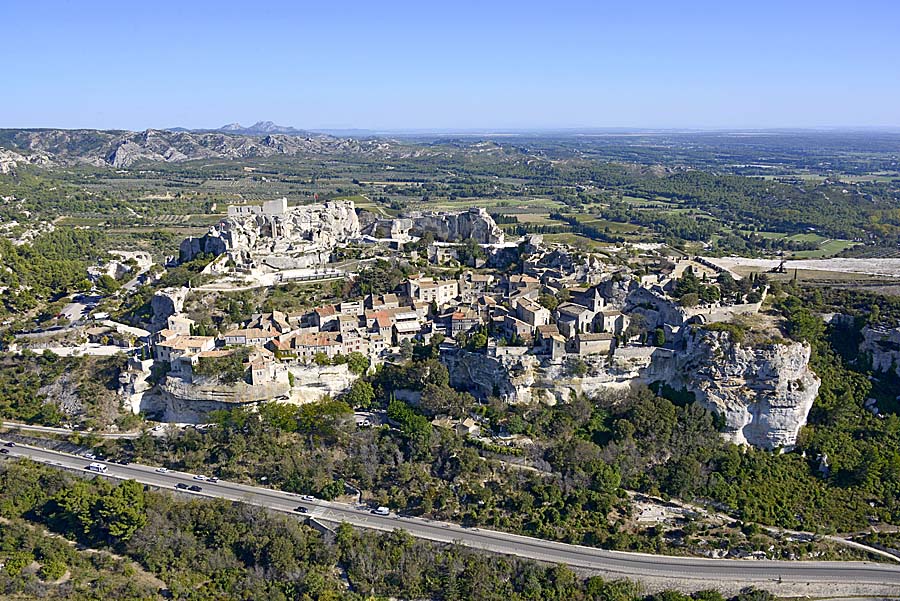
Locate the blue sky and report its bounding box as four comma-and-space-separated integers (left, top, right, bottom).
4, 0, 899, 130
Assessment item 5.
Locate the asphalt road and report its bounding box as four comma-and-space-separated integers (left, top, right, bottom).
4, 441, 900, 594
1, 421, 141, 439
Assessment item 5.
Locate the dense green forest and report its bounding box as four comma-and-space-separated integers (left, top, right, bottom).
0, 461, 773, 601
0, 352, 129, 429
0, 229, 106, 315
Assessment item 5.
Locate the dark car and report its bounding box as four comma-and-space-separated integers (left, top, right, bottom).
4, 442, 15, 447
294, 506, 308, 514
0, 449, 9, 454
175, 483, 189, 489
189, 485, 202, 492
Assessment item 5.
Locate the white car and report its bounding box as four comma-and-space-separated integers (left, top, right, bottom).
300, 494, 316, 502
82, 452, 97, 460
372, 506, 390, 516
193, 475, 207, 481
155, 467, 169, 473
208, 477, 219, 483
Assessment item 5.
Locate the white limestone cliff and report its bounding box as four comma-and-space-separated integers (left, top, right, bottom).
658, 328, 819, 450
441, 327, 819, 450
408, 208, 505, 244
179, 200, 360, 269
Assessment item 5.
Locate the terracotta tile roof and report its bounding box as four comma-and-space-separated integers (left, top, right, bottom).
315, 305, 337, 317
157, 335, 215, 350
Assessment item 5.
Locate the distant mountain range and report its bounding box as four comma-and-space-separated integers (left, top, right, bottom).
206, 121, 314, 136
0, 127, 402, 169
0, 122, 532, 171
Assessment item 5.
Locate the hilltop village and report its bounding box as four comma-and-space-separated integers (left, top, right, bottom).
53, 197, 817, 452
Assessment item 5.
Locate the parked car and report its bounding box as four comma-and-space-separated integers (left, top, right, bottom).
208, 477, 219, 483
193, 475, 207, 481
300, 494, 316, 502
155, 467, 169, 473
372, 506, 390, 516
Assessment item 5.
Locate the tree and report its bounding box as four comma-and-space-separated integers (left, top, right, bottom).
387, 398, 432, 450
96, 274, 121, 295
679, 292, 700, 308
653, 327, 666, 347
258, 402, 300, 432
97, 479, 147, 541
716, 272, 738, 298
467, 331, 487, 351
539, 293, 559, 311
674, 266, 700, 298
399, 338, 413, 360
346, 352, 370, 375
344, 379, 375, 409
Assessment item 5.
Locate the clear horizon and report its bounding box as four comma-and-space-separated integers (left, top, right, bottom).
4, 0, 900, 130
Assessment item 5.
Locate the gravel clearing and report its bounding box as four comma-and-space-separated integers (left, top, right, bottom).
704, 257, 900, 278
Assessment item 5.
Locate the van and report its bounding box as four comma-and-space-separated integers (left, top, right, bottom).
85, 463, 108, 473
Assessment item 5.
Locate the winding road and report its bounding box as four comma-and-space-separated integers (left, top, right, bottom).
3, 441, 899, 596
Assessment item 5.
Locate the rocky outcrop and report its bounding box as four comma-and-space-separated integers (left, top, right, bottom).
0, 148, 52, 173
443, 347, 540, 403
598, 277, 636, 309
860, 325, 900, 378
287, 363, 358, 404
441, 327, 819, 450
665, 328, 820, 450
161, 375, 290, 404
179, 201, 360, 268
444, 347, 654, 407
150, 287, 187, 330
118, 357, 154, 414
408, 208, 504, 244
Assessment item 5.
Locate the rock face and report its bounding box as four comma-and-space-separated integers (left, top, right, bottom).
443, 348, 540, 403
665, 329, 820, 450
287, 364, 358, 404
150, 287, 187, 330
118, 357, 154, 414
860, 325, 900, 378
441, 327, 819, 450
0, 148, 52, 173
179, 200, 360, 269
408, 208, 504, 244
